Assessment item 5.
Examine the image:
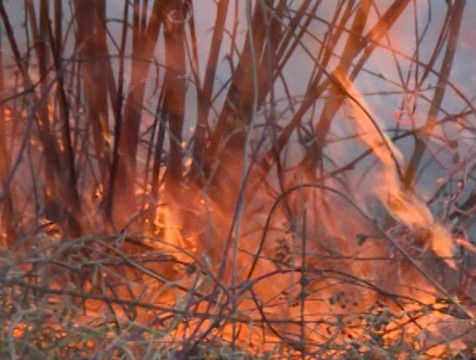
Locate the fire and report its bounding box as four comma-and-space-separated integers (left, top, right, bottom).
334, 69, 460, 269
4, 144, 473, 358
1, 1, 475, 358
102, 153, 469, 357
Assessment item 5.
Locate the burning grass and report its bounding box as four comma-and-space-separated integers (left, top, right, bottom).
1, 0, 476, 358
2, 198, 476, 359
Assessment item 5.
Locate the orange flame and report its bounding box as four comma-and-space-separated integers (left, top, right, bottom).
334, 69, 457, 269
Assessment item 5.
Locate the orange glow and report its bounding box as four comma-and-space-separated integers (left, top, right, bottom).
1, 1, 475, 358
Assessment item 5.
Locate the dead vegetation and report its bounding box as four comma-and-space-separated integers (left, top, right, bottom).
1, 0, 476, 358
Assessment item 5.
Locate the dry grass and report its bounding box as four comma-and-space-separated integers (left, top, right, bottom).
0, 0, 475, 358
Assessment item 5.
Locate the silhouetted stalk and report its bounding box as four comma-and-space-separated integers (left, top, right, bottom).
163, 1, 187, 189
0, 27, 15, 246
191, 0, 229, 180
300, 209, 307, 359
230, 0, 260, 348
43, 0, 82, 232
210, 0, 270, 154
261, 0, 339, 171
403, 0, 465, 189
27, 1, 55, 196
115, 0, 164, 224
73, 0, 111, 188
119, 0, 165, 166
306, 0, 372, 170
105, 0, 130, 222
132, 0, 141, 52
151, 92, 167, 200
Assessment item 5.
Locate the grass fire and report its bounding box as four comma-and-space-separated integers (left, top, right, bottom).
1, 1, 476, 359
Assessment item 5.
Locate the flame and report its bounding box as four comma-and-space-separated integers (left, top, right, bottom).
2, 15, 473, 360
5, 144, 473, 358
4, 94, 472, 358
334, 68, 457, 269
